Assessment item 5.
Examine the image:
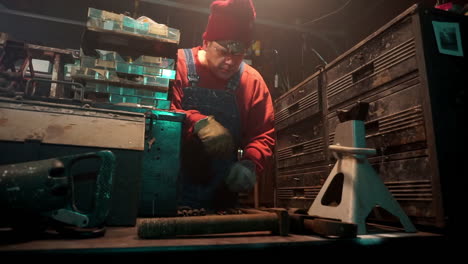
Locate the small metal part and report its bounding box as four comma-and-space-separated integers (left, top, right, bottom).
237, 148, 243, 161
147, 137, 156, 150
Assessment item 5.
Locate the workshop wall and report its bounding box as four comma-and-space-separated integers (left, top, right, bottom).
1, 0, 443, 101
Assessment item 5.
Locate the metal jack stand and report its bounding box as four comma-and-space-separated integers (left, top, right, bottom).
308, 102, 416, 235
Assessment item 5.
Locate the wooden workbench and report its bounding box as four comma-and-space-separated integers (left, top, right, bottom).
0, 223, 449, 260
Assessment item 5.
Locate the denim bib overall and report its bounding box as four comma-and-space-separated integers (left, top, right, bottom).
179, 49, 244, 210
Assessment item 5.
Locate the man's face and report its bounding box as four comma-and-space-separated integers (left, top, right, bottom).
204, 40, 247, 80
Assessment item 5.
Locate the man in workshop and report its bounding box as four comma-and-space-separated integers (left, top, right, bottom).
170, 0, 275, 213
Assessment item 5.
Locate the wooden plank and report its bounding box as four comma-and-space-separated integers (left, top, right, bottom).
0, 102, 145, 151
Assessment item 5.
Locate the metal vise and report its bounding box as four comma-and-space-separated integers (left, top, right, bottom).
0, 150, 115, 232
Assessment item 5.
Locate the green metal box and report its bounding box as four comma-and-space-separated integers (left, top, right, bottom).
90, 103, 185, 217
0, 97, 145, 226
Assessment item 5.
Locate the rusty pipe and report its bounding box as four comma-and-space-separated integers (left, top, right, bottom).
138, 213, 281, 238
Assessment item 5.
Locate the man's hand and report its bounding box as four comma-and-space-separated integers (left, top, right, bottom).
194, 116, 234, 157
225, 160, 256, 192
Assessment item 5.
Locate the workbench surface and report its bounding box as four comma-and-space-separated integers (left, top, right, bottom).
0, 223, 448, 259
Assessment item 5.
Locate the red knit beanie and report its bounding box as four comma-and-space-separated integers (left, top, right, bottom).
202, 0, 256, 45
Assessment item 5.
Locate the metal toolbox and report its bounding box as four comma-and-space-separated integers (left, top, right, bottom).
138, 109, 184, 217
322, 4, 467, 228
326, 77, 426, 157
276, 114, 326, 170
276, 164, 331, 210
92, 103, 185, 217
324, 13, 418, 110
274, 4, 466, 229
0, 97, 145, 226
274, 72, 326, 168
274, 72, 322, 131
274, 70, 327, 210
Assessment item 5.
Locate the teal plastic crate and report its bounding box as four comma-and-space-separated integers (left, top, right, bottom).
86, 8, 180, 44
108, 94, 170, 109
85, 82, 168, 100
70, 66, 171, 90
80, 56, 176, 79
84, 49, 176, 69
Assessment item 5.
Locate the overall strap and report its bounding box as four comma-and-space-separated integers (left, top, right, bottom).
225, 62, 245, 92
183, 48, 199, 86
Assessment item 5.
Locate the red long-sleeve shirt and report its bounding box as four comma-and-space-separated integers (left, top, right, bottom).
170, 46, 275, 174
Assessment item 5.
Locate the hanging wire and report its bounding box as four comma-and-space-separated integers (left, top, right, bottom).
301, 0, 353, 26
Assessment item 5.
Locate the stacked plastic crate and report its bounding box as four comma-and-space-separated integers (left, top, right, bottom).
70, 8, 180, 109
69, 8, 186, 218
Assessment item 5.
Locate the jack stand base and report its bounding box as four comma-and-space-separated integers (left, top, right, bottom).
307, 120, 417, 235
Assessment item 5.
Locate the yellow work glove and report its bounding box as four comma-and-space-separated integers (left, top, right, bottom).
194, 116, 234, 157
